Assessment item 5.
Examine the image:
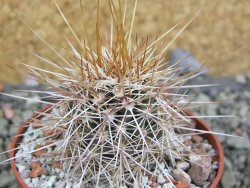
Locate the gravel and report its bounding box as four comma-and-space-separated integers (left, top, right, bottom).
0, 84, 43, 188
190, 74, 250, 188
0, 170, 16, 187
0, 73, 250, 187
226, 133, 250, 149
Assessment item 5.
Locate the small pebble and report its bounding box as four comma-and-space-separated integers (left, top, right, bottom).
16, 163, 26, 173
21, 170, 31, 179
142, 175, 148, 185
192, 135, 203, 143
162, 169, 170, 176
176, 161, 190, 171
203, 143, 212, 151
48, 176, 57, 186
208, 149, 215, 155
158, 174, 166, 184
188, 157, 212, 186
203, 181, 210, 188
159, 162, 165, 170
24, 178, 31, 184
172, 169, 191, 184
163, 183, 175, 188
189, 154, 200, 163
66, 182, 72, 188
32, 178, 39, 184
2, 104, 15, 120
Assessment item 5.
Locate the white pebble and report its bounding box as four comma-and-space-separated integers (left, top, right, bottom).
59, 171, 65, 178
176, 161, 190, 170
27, 183, 34, 187
16, 163, 26, 173
48, 175, 57, 186
46, 166, 51, 172
158, 174, 166, 184
27, 126, 33, 132
190, 183, 201, 188
22, 143, 35, 152
18, 159, 29, 169
172, 169, 191, 184
15, 150, 24, 161
213, 161, 218, 165
55, 168, 61, 173
184, 136, 192, 141
24, 153, 33, 160
72, 182, 81, 187
23, 135, 34, 143
40, 182, 51, 188
208, 149, 215, 155
159, 162, 165, 170
66, 182, 72, 188
203, 181, 210, 188
189, 154, 200, 163
142, 175, 148, 185
41, 175, 47, 180
54, 181, 66, 188
162, 169, 170, 176
212, 164, 218, 170
24, 178, 31, 184
156, 169, 161, 174
203, 143, 212, 151
163, 183, 175, 188
32, 178, 39, 184
20, 170, 30, 179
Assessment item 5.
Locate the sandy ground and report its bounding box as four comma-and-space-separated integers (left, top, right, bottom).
1, 0, 250, 83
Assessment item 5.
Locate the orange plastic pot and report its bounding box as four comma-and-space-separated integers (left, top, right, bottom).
9, 107, 224, 188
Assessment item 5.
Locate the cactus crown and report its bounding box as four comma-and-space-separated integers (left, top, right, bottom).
7, 1, 210, 187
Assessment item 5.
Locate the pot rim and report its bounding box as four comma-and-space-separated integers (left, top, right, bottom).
8, 106, 224, 188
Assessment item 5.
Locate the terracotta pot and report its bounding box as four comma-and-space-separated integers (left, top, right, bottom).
8, 105, 51, 188
9, 107, 224, 188
184, 111, 224, 188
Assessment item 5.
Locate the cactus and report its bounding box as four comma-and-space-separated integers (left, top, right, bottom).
3, 1, 219, 187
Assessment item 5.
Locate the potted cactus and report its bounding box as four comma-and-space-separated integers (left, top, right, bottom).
4, 1, 225, 188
